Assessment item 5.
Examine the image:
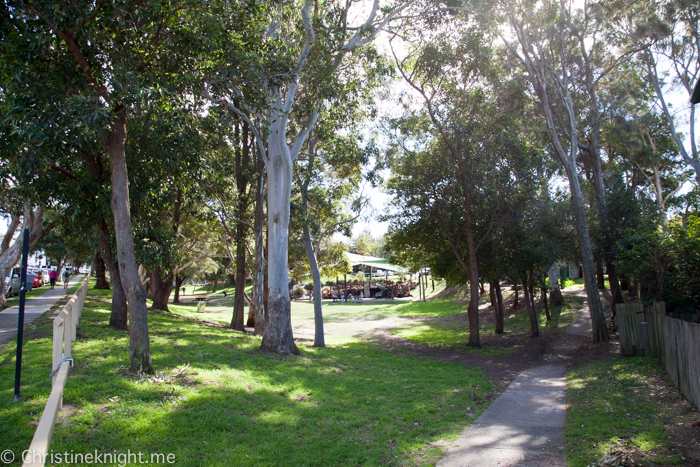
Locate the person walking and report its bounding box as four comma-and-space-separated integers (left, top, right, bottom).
48, 268, 58, 289
62, 268, 70, 289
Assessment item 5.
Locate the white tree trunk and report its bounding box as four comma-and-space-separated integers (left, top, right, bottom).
260, 119, 300, 354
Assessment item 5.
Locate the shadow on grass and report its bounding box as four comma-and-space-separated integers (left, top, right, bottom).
388, 293, 586, 358
1, 286, 494, 467
565, 357, 681, 467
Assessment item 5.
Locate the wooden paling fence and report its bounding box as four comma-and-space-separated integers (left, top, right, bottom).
617, 302, 700, 410
22, 278, 89, 467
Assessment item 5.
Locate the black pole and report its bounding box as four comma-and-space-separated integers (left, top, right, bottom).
14, 228, 30, 402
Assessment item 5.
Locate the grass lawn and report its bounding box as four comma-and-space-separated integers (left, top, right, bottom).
390, 286, 585, 357
565, 357, 686, 466
1, 282, 494, 467
169, 280, 451, 327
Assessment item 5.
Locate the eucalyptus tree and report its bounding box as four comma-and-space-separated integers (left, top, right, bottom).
198, 108, 259, 331
0, 57, 133, 326
603, 102, 688, 227
629, 0, 700, 184
293, 127, 368, 347
0, 0, 256, 371
0, 205, 52, 307
387, 24, 537, 345
204, 0, 415, 354
498, 0, 620, 341
385, 87, 534, 345
126, 102, 213, 312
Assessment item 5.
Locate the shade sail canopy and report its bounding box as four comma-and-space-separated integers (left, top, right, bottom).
344, 252, 408, 273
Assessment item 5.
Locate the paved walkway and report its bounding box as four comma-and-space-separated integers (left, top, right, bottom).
0, 278, 80, 348
437, 293, 592, 467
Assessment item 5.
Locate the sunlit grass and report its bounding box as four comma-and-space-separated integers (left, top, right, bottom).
391, 325, 516, 358
565, 357, 683, 466
1, 281, 494, 467
390, 288, 585, 356
169, 280, 453, 327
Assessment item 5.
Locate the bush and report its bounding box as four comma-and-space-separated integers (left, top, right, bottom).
618, 215, 700, 313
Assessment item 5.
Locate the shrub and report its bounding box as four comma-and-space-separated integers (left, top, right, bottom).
618, 215, 700, 313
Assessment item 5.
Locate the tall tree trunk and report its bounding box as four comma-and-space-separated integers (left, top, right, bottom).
518, 32, 609, 341
0, 214, 22, 306
299, 136, 324, 347
494, 280, 504, 334
232, 118, 251, 331
94, 252, 110, 289
522, 271, 539, 337
106, 105, 152, 372
231, 234, 247, 331
549, 264, 565, 307
606, 261, 624, 330
512, 282, 519, 308
595, 260, 605, 289
542, 275, 551, 321
98, 218, 127, 330
465, 201, 480, 347
107, 263, 128, 330
489, 282, 496, 307
150, 266, 174, 312
303, 223, 325, 347
260, 128, 299, 355
0, 206, 51, 307
174, 274, 185, 304
566, 166, 609, 341
252, 174, 266, 333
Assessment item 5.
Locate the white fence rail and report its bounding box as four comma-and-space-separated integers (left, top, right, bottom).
22, 277, 89, 467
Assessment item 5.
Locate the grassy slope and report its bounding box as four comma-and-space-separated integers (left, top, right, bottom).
1, 283, 493, 467
391, 284, 585, 357
566, 357, 686, 466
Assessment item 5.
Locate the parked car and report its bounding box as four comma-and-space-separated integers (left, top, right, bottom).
4, 268, 20, 298
4, 267, 35, 298
28, 269, 43, 287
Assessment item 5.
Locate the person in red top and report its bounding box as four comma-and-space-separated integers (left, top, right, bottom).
48, 268, 58, 289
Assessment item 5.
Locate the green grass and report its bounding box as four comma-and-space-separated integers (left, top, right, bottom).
1, 282, 494, 467
565, 357, 683, 466
170, 280, 452, 327
391, 325, 516, 358
566, 277, 612, 290
389, 291, 586, 357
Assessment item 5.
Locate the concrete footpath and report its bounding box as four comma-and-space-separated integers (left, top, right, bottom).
437, 294, 592, 467
0, 278, 81, 348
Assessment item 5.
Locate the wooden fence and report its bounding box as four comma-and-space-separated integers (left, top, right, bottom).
22, 277, 89, 467
617, 302, 700, 410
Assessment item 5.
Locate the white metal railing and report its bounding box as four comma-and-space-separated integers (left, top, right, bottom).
22, 277, 89, 467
